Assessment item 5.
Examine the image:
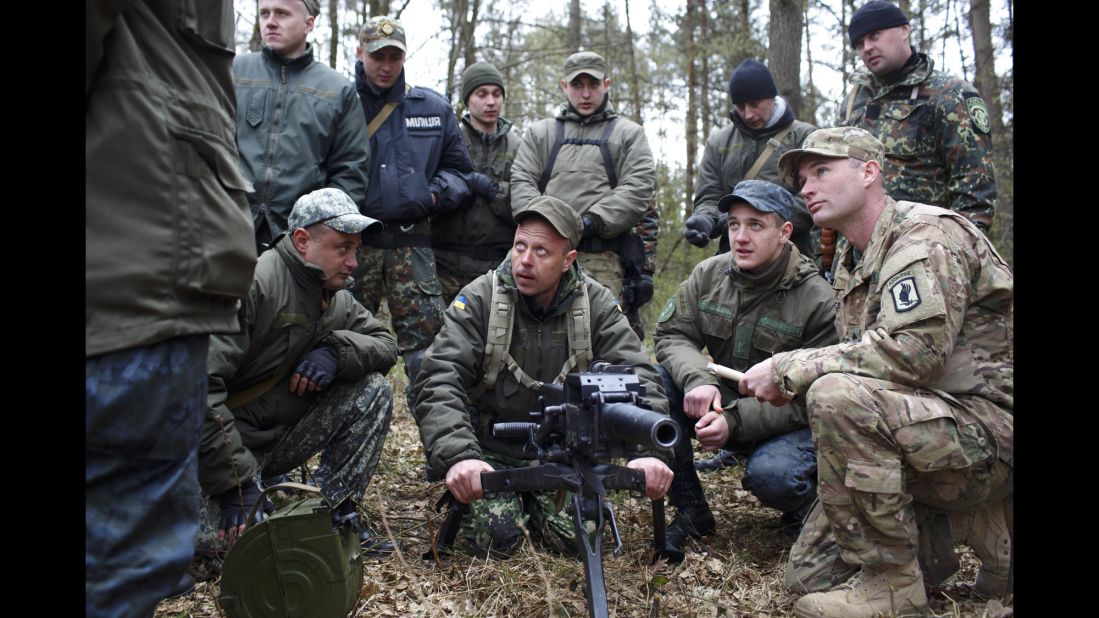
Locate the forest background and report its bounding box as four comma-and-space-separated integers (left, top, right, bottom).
233, 0, 1013, 336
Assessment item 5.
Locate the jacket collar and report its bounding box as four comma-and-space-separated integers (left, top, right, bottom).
460, 112, 513, 145
556, 94, 617, 125
728, 95, 795, 138
852, 50, 933, 91
274, 234, 330, 299
262, 43, 315, 69
495, 258, 585, 319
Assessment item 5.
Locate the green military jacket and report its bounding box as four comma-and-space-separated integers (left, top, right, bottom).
86, 0, 256, 357
200, 235, 399, 495
510, 101, 655, 237
844, 52, 997, 231
693, 105, 817, 258
432, 113, 521, 281
414, 260, 669, 481
772, 198, 1013, 467
654, 245, 837, 445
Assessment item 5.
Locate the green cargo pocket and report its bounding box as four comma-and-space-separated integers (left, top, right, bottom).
844, 459, 903, 494
415, 277, 444, 297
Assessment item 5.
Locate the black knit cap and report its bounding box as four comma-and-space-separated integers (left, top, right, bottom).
461, 61, 505, 105
728, 59, 777, 105
848, 1, 909, 48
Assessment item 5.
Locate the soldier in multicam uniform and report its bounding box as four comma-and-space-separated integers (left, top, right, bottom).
510, 51, 657, 337
738, 127, 1012, 618
351, 16, 474, 389
842, 0, 997, 232
198, 189, 400, 559
413, 197, 673, 556
653, 180, 837, 560
432, 61, 520, 301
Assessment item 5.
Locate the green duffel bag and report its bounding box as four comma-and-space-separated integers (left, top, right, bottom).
218, 483, 363, 618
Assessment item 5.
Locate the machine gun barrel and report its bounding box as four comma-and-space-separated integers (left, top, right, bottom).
600, 402, 679, 450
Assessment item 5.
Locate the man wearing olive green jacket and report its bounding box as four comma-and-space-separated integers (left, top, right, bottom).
653, 180, 837, 560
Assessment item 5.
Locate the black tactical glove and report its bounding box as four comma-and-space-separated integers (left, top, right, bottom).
582, 215, 600, 240
634, 274, 654, 306
217, 480, 272, 533
463, 171, 499, 201
294, 346, 339, 389
683, 214, 716, 247
713, 213, 728, 238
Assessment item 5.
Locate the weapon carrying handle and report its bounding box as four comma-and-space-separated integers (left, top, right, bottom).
244, 482, 323, 531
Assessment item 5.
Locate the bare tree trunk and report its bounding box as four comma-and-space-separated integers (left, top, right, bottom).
699, 0, 711, 139
250, 0, 263, 51
602, 2, 611, 60
803, 0, 818, 126
568, 0, 582, 51
444, 0, 468, 100
625, 0, 643, 123
368, 0, 391, 17
328, 0, 339, 68
685, 0, 698, 213
462, 0, 480, 68
768, 0, 804, 117
969, 0, 1010, 259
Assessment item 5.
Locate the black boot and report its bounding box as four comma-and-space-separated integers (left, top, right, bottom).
662, 505, 716, 563
694, 449, 741, 473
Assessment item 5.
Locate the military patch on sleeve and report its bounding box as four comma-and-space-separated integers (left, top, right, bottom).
965, 94, 991, 135
657, 297, 676, 323
887, 275, 921, 312
451, 294, 468, 310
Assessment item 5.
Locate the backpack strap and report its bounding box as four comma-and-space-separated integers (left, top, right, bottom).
744, 124, 794, 181
555, 281, 593, 380
537, 119, 568, 193
537, 117, 620, 192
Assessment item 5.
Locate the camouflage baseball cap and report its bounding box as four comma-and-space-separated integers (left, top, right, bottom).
777, 126, 885, 187
359, 16, 406, 54
299, 0, 320, 17
717, 179, 795, 221
514, 196, 583, 248
563, 51, 606, 82
288, 188, 382, 234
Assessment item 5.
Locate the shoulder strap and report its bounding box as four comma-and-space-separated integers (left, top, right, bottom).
596, 116, 619, 189
744, 124, 794, 181
469, 274, 595, 401
844, 85, 862, 124
367, 83, 413, 138
555, 281, 593, 381
538, 119, 567, 193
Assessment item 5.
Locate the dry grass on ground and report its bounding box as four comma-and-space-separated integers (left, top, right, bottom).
157, 368, 1013, 618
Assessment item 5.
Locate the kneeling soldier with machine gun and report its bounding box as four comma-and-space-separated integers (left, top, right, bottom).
413, 197, 673, 616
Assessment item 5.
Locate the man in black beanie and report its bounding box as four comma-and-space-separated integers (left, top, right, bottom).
842, 0, 997, 233
432, 61, 523, 300
682, 58, 817, 474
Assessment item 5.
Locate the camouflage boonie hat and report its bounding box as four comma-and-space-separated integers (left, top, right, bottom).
777, 126, 885, 187
359, 16, 406, 54
514, 196, 583, 248
717, 179, 795, 221
288, 188, 381, 234
563, 51, 607, 82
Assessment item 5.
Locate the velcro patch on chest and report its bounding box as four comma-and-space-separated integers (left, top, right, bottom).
698, 300, 733, 319
406, 115, 442, 130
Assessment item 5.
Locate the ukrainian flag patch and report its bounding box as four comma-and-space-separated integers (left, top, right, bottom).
452, 295, 468, 310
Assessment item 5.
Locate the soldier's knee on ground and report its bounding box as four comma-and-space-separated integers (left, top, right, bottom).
742, 428, 817, 515
466, 517, 525, 557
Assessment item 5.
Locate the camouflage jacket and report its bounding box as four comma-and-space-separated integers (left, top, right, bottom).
431, 113, 521, 278
654, 245, 837, 445
693, 100, 817, 258
234, 45, 371, 243
844, 52, 997, 231
86, 0, 256, 357
200, 235, 399, 495
771, 198, 1013, 467
510, 100, 655, 237
413, 260, 669, 481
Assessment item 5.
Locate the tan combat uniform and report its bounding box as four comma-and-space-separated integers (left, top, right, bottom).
772, 198, 1013, 594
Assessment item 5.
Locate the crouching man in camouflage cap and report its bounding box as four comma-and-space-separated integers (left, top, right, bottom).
198, 188, 401, 560
413, 196, 673, 556
738, 127, 1013, 617
653, 179, 837, 560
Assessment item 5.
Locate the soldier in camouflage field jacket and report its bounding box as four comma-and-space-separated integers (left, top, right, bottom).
842, 1, 997, 233
738, 127, 1012, 618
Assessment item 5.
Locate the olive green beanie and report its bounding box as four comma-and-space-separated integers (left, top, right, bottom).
461, 61, 505, 105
